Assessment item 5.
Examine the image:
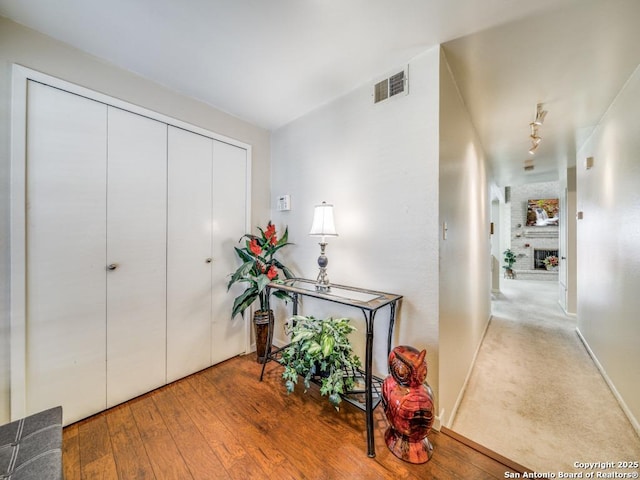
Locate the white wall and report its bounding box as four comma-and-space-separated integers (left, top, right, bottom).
271, 48, 440, 403
576, 62, 640, 432
0, 16, 271, 423
438, 51, 492, 426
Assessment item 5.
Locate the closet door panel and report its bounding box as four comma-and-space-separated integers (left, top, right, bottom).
25, 81, 107, 423
106, 107, 168, 407
211, 141, 247, 364
167, 127, 213, 382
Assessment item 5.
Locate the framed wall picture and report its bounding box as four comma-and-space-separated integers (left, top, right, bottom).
526, 198, 559, 226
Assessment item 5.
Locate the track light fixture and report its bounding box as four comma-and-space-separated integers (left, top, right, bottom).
527, 103, 547, 157
530, 123, 538, 136
533, 103, 548, 126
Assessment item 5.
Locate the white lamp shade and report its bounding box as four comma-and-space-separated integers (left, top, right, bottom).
309, 202, 338, 237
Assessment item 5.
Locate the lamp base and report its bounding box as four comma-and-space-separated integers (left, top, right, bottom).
316, 243, 331, 292
315, 280, 331, 293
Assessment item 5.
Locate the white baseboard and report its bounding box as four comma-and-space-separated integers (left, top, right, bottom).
558, 300, 577, 317
432, 409, 444, 432
575, 327, 640, 438
445, 313, 493, 429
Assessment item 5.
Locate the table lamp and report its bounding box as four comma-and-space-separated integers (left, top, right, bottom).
309, 201, 338, 292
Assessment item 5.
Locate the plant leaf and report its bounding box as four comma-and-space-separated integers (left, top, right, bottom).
227, 259, 254, 289
231, 286, 258, 318
291, 330, 314, 343
321, 335, 335, 357
272, 258, 295, 279
234, 246, 254, 263
307, 341, 321, 356
255, 273, 270, 293
270, 241, 293, 257
277, 227, 288, 247
271, 289, 293, 303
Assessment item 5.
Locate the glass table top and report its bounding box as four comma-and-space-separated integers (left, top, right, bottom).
268, 278, 402, 310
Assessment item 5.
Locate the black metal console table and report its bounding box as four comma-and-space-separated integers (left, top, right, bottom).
259, 278, 402, 457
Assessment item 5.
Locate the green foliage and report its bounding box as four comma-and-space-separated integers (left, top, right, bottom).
503, 248, 517, 269
280, 315, 361, 410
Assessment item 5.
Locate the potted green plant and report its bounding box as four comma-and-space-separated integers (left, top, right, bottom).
503, 248, 517, 278
227, 221, 294, 362
280, 315, 361, 410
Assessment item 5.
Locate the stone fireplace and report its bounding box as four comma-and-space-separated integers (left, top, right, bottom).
506, 181, 561, 280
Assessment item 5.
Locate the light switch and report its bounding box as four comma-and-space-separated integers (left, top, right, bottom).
586, 157, 594, 170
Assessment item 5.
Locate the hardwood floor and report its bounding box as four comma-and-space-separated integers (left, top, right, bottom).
63, 354, 528, 479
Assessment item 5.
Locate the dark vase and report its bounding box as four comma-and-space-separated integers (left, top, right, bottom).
382, 345, 435, 464
253, 310, 274, 363
312, 362, 330, 378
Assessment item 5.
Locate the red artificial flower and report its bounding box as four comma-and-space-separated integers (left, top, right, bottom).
249, 238, 262, 256
266, 265, 278, 280
265, 223, 276, 240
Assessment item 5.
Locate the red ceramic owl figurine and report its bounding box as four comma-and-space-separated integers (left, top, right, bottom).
382, 345, 434, 463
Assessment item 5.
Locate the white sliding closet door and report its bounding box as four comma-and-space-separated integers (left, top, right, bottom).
14, 68, 250, 424
106, 107, 167, 407
211, 141, 247, 364
167, 127, 214, 382
25, 81, 108, 422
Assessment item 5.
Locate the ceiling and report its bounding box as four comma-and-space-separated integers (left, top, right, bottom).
443, 0, 640, 185
1, 0, 639, 186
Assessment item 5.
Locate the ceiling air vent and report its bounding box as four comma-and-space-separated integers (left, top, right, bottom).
524, 158, 535, 172
373, 67, 408, 104
374, 79, 389, 103
389, 71, 405, 96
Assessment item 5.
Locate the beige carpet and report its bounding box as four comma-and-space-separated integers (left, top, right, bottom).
451, 279, 640, 474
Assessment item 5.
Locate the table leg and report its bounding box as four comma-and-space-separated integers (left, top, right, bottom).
292, 292, 298, 315
365, 309, 377, 457
260, 292, 299, 381
387, 300, 398, 359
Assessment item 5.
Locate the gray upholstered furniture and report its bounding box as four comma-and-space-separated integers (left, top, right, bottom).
0, 406, 63, 480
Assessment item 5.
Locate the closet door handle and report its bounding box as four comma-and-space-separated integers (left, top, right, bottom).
205, 258, 213, 263
107, 263, 118, 271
